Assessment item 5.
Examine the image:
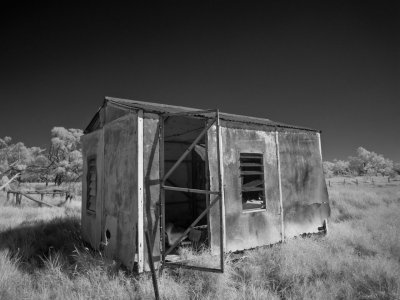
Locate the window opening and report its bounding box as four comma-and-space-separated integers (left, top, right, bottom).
240, 153, 266, 211
86, 157, 97, 213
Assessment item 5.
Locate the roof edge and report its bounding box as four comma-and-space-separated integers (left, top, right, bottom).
84, 96, 320, 133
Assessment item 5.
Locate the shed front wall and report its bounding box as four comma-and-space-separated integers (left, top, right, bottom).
208, 124, 282, 253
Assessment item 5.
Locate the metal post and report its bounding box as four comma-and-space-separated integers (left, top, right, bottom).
162, 119, 216, 184
137, 110, 144, 273
316, 132, 323, 160
164, 195, 220, 257
159, 117, 166, 268
275, 129, 285, 242
205, 119, 211, 251
145, 231, 160, 300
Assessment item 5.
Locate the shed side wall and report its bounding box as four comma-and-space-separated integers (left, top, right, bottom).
81, 130, 104, 249
278, 132, 330, 238
103, 113, 138, 270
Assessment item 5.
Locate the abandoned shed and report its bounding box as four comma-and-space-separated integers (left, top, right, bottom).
81, 96, 330, 273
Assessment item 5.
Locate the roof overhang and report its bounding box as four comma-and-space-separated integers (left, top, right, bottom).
84, 96, 320, 134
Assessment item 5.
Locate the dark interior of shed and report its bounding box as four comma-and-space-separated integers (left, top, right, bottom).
163, 115, 209, 249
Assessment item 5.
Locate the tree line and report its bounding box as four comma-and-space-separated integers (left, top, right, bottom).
0, 127, 83, 185
323, 147, 400, 178
2, 130, 399, 184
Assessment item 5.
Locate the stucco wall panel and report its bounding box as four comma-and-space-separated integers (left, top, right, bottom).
105, 104, 129, 124
208, 125, 281, 253
103, 113, 138, 269
278, 132, 329, 238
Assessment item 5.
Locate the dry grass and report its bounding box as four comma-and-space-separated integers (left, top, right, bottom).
0, 182, 399, 299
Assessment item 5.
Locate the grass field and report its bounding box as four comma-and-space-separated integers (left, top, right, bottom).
0, 180, 399, 299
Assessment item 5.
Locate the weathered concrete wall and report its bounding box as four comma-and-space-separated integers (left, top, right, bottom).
103, 113, 138, 270
143, 113, 161, 267
208, 123, 329, 253
278, 132, 329, 238
81, 130, 104, 250
208, 123, 281, 253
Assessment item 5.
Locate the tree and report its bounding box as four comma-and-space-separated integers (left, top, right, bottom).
0, 136, 45, 178
348, 156, 364, 176
332, 159, 350, 176
323, 161, 334, 177
356, 147, 393, 176
0, 128, 83, 185
48, 127, 83, 185
324, 147, 395, 178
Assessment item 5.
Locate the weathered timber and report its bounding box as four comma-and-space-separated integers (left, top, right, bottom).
19, 191, 55, 207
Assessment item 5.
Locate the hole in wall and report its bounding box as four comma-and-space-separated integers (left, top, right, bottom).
106, 229, 111, 240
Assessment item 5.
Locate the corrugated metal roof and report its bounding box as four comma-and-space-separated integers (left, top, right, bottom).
84, 96, 319, 133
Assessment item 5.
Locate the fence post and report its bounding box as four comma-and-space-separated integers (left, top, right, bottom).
343, 179, 345, 185
16, 193, 21, 206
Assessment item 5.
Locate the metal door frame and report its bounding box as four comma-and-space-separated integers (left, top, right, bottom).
159, 109, 225, 273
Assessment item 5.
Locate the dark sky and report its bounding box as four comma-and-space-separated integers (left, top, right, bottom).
1, 1, 399, 162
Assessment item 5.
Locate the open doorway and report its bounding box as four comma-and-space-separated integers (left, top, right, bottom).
163, 115, 209, 253
160, 110, 225, 273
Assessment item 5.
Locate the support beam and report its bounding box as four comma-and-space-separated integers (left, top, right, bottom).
159, 117, 166, 268
19, 191, 55, 207
316, 132, 323, 160
162, 185, 219, 195
162, 109, 217, 117
165, 178, 191, 199
165, 263, 223, 273
164, 195, 220, 257
145, 231, 160, 300
162, 119, 216, 183
275, 130, 285, 242
137, 110, 144, 273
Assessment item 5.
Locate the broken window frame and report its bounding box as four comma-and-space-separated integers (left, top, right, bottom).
159, 109, 225, 273
239, 153, 266, 212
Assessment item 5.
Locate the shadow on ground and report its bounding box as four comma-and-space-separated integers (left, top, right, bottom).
0, 217, 86, 272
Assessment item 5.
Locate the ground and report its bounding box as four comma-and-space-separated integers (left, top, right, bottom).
0, 178, 399, 299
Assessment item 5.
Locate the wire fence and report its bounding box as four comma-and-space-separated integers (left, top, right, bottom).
326, 176, 400, 187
